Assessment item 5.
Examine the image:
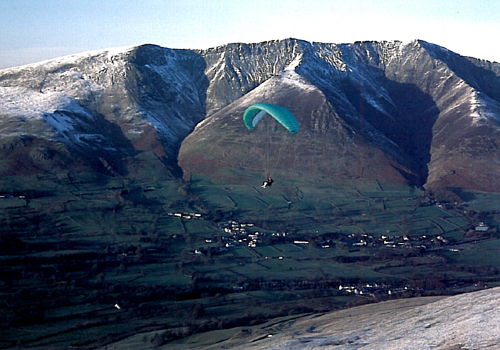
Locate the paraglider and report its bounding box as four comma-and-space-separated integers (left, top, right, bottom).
262, 176, 274, 188
243, 103, 299, 134
243, 103, 298, 187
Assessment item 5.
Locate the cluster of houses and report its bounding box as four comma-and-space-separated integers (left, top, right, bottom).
346, 232, 440, 250
189, 220, 292, 254
185, 215, 493, 256
229, 279, 413, 297
0, 193, 28, 208
166, 212, 203, 220
344, 222, 493, 250
189, 217, 468, 255
206, 219, 458, 252
217, 220, 277, 248
475, 223, 490, 231
0, 194, 26, 199
338, 283, 412, 296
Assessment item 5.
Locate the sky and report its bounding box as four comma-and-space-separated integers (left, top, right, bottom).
1, 0, 500, 69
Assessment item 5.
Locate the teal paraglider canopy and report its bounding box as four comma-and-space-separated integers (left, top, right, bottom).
243, 103, 298, 134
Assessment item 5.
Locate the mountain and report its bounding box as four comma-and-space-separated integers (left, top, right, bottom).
179, 39, 500, 193
1, 39, 500, 192
0, 45, 207, 178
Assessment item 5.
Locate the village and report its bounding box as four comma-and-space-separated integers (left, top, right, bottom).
338, 282, 412, 297
159, 210, 495, 300
175, 215, 493, 257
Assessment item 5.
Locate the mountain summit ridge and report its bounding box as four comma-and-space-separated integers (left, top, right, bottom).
1, 39, 499, 192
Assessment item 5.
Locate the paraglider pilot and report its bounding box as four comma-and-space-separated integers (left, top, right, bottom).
262, 176, 274, 188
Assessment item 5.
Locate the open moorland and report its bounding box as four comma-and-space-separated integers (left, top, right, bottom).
1, 170, 499, 349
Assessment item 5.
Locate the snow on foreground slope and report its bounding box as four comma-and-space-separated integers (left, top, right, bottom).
224, 287, 500, 350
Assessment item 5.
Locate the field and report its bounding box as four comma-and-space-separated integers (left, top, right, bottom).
0, 171, 499, 348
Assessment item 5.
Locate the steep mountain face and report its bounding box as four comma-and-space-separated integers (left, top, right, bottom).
180, 39, 500, 192
1, 39, 500, 192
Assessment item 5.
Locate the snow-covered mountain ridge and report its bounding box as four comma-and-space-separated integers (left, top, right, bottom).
1, 39, 500, 191
0, 44, 207, 176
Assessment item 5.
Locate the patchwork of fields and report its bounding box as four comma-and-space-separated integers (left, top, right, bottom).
0, 172, 499, 348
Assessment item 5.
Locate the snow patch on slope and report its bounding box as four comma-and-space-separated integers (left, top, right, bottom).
470, 91, 500, 126
313, 42, 346, 71
0, 86, 93, 138
0, 87, 65, 118
2, 46, 136, 73
0, 85, 118, 152
378, 40, 418, 65
362, 92, 393, 117
281, 53, 317, 92
210, 52, 227, 81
